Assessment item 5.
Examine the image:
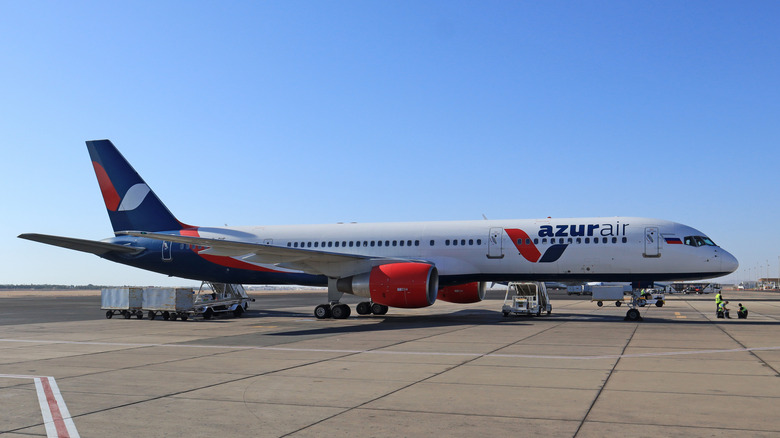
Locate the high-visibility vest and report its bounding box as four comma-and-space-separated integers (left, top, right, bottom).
715, 294, 723, 304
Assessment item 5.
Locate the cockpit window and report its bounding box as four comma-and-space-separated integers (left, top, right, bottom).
684, 236, 717, 247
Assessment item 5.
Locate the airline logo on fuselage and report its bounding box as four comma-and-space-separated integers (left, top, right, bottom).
506, 221, 629, 263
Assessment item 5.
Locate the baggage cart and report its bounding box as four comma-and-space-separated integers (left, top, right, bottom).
143, 288, 195, 321
101, 287, 144, 319
592, 286, 626, 307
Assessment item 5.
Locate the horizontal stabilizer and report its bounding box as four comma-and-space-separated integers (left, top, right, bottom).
18, 233, 145, 256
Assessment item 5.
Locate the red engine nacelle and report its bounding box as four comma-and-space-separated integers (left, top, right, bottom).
337, 263, 439, 308
437, 282, 487, 304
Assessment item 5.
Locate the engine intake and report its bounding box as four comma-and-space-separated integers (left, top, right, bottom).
337, 263, 438, 308
437, 282, 487, 304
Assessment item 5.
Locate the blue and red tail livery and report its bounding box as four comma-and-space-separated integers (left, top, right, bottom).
86, 140, 185, 233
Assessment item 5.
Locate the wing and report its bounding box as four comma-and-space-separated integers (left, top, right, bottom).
18, 233, 145, 256
120, 231, 429, 278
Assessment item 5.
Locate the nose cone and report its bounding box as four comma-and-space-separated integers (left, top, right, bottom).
721, 250, 739, 274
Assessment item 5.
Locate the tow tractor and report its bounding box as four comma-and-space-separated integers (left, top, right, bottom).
502, 282, 552, 317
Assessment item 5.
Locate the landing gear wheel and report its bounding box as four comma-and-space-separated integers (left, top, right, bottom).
331, 304, 351, 319
371, 303, 389, 315
105, 311, 113, 319
625, 308, 642, 321
356, 302, 372, 315
314, 304, 332, 319
655, 301, 664, 307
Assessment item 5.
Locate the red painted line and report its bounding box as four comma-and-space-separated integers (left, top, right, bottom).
41, 377, 69, 438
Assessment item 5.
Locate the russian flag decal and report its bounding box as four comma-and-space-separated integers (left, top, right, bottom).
665, 237, 683, 244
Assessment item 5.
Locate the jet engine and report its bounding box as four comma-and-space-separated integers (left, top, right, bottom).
437, 282, 487, 304
337, 263, 439, 308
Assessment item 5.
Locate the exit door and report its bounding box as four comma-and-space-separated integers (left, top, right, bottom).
487, 228, 504, 259
644, 227, 660, 257
162, 241, 173, 261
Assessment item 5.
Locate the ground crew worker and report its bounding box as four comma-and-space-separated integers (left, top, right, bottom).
719, 300, 731, 319
738, 303, 748, 319
715, 291, 723, 315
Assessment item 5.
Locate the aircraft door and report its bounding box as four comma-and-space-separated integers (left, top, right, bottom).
162, 240, 172, 261
644, 227, 660, 258
487, 228, 504, 259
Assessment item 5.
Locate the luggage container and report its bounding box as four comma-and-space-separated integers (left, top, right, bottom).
143, 288, 195, 321
592, 286, 626, 307
101, 287, 144, 319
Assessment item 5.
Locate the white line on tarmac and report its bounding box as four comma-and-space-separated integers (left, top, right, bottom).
1, 338, 779, 360
0, 374, 79, 438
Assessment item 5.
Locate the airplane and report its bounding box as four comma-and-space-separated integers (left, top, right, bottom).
19, 140, 739, 321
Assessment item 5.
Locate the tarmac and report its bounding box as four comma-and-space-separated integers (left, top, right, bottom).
1, 288, 779, 437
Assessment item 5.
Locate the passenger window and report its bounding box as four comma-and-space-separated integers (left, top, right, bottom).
602, 237, 608, 243
469, 239, 474, 245
534, 238, 539, 244
622, 237, 627, 243
393, 241, 397, 246
517, 239, 523, 245
430, 240, 435, 246
370, 241, 375, 247
453, 240, 458, 246
308, 242, 312, 247
378, 241, 382, 247
568, 238, 573, 244
542, 238, 547, 244
576, 238, 581, 244
446, 240, 450, 246
328, 242, 333, 247
612, 237, 617, 244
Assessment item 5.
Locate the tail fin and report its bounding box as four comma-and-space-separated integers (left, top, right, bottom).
86, 139, 186, 233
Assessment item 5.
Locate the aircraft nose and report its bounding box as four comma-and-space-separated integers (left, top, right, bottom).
721, 250, 739, 274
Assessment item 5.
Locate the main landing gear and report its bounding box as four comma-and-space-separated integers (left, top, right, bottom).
314, 278, 390, 320
313, 301, 389, 319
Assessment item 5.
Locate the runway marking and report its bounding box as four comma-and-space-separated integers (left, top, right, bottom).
1, 338, 779, 361
674, 312, 687, 319
0, 374, 79, 437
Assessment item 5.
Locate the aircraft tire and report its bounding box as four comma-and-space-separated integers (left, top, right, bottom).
356, 302, 372, 315
625, 309, 641, 321
314, 304, 331, 319
371, 303, 388, 315
331, 304, 351, 319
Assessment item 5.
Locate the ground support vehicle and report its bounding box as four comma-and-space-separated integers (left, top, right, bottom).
143, 287, 196, 320
192, 282, 254, 319
592, 285, 626, 307
101, 287, 144, 319
502, 282, 552, 317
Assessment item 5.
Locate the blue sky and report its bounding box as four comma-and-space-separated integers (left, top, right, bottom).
2, 1, 778, 286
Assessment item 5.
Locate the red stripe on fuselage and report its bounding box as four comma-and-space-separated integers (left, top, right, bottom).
505, 228, 541, 263
179, 228, 281, 273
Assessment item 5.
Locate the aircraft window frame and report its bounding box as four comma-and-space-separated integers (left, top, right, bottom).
622, 237, 627, 243
542, 238, 547, 244
446, 239, 450, 246
469, 239, 474, 245
370, 241, 375, 247
378, 241, 383, 247
534, 238, 539, 244
602, 237, 608, 244
393, 240, 397, 247
430, 240, 435, 246
576, 237, 582, 244
385, 240, 390, 247
453, 239, 458, 246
